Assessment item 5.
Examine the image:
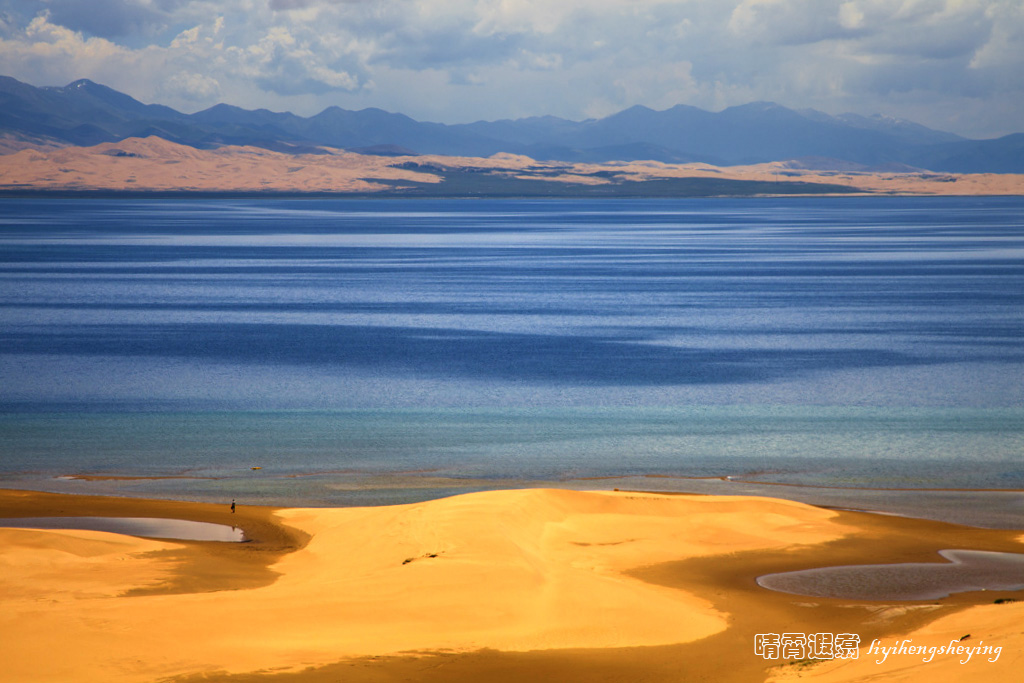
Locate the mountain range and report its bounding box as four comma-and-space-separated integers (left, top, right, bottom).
1, 75, 1021, 173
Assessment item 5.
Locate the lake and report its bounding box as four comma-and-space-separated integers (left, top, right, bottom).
1, 197, 1022, 513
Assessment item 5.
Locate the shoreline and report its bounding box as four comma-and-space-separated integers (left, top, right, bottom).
5, 469, 1022, 530
1, 487, 1021, 682
2, 138, 1023, 197
1, 188, 1022, 200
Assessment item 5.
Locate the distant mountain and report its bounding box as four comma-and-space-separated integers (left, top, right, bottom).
1, 75, 1020, 172
800, 109, 964, 146
908, 133, 1024, 174
0, 76, 206, 146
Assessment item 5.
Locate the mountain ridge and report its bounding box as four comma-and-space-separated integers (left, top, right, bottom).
1, 75, 1020, 172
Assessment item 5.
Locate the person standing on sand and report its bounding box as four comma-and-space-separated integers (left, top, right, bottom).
231, 499, 235, 513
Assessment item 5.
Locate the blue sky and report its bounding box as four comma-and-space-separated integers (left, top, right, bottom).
0, 0, 1021, 138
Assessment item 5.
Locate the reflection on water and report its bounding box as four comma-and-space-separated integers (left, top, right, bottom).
757, 549, 1024, 600
0, 516, 246, 542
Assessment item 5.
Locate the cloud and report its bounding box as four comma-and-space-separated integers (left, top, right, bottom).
30, 0, 169, 40
0, 0, 1019, 137
231, 24, 364, 95
1, 7, 368, 100
269, 0, 372, 9
1, 11, 130, 81
269, 0, 317, 9
162, 71, 220, 100
725, 0, 998, 66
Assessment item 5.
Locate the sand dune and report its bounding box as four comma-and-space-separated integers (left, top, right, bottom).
0, 490, 839, 681
0, 137, 437, 193
768, 600, 1024, 683
0, 488, 1020, 683
1, 137, 1022, 195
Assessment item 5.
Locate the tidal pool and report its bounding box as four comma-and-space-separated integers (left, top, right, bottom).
0, 516, 245, 542
757, 549, 1024, 600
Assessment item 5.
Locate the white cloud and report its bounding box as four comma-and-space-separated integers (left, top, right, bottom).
0, 0, 1019, 137
0, 11, 132, 84
228, 24, 364, 95
969, 1, 1024, 69
162, 71, 220, 100
838, 2, 865, 30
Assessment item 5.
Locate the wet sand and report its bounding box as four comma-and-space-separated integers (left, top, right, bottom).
0, 488, 308, 595
0, 488, 1021, 682
10, 468, 1023, 529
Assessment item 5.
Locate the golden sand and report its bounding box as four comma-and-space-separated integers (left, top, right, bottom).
1, 136, 1022, 195
0, 488, 1020, 682
767, 599, 1024, 683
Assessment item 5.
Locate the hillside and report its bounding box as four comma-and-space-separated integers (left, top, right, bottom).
2, 76, 1021, 173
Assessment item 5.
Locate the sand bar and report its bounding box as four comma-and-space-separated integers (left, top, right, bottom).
0, 487, 1021, 682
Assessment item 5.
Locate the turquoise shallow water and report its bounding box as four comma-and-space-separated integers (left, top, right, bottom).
1, 197, 1022, 519
2, 406, 1022, 484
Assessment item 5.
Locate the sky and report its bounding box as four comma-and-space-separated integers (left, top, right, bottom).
0, 0, 1021, 139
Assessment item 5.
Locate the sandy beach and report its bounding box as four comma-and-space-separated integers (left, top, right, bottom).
0, 487, 1021, 682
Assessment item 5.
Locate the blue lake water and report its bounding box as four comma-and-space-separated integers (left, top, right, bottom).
1, 197, 1023, 513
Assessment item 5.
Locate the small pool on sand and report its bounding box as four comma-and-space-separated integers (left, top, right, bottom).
757, 550, 1024, 601
0, 517, 245, 542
